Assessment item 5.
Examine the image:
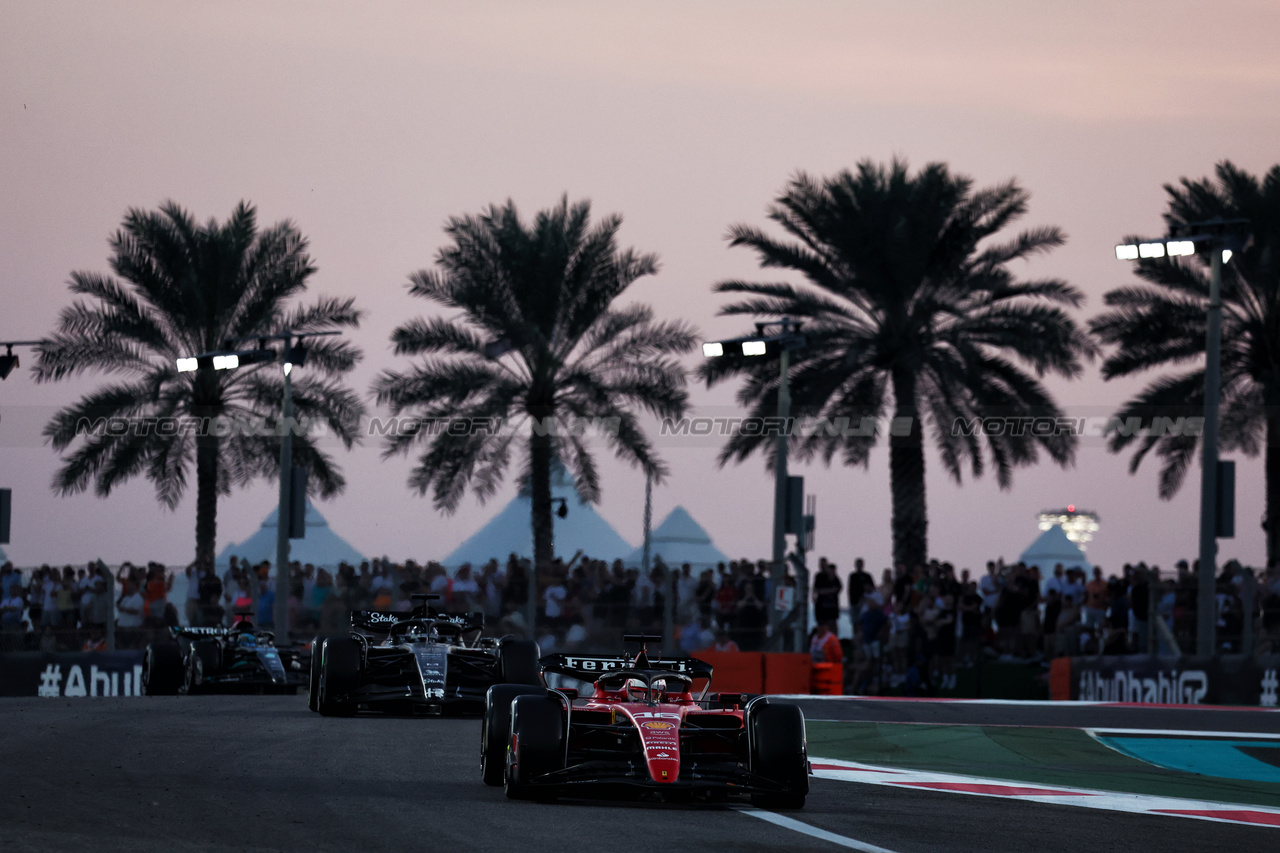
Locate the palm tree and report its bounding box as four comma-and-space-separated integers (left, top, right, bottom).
35, 201, 365, 566
373, 196, 696, 568
701, 160, 1094, 567
1092, 161, 1280, 564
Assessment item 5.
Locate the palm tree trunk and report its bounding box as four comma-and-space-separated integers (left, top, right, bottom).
529, 409, 555, 573
195, 430, 219, 568
889, 367, 927, 568
1267, 401, 1280, 567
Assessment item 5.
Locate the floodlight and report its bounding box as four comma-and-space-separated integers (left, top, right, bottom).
1115, 244, 1139, 260
1138, 242, 1165, 259
702, 342, 724, 358
1223, 249, 1233, 263
741, 340, 768, 356
212, 354, 240, 370
176, 357, 198, 373
1166, 240, 1196, 257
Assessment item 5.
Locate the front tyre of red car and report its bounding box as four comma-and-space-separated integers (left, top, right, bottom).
482, 684, 548, 786
504, 694, 563, 801
498, 639, 542, 685
750, 703, 808, 809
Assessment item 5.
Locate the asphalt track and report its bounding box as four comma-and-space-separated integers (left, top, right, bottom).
2, 695, 1278, 853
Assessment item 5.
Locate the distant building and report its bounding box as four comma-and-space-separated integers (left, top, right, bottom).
1037, 505, 1099, 551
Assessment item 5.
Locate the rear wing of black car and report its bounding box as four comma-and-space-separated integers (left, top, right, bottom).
350, 610, 407, 632
430, 612, 484, 633
350, 608, 484, 634
540, 652, 713, 683
171, 626, 231, 638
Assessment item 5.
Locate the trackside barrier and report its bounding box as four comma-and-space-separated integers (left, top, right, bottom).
695, 651, 821, 694
0, 652, 146, 697
694, 650, 764, 693
810, 662, 843, 695
1056, 653, 1280, 706
1049, 657, 1072, 700
763, 653, 811, 695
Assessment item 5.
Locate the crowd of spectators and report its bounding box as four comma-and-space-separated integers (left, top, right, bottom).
834, 556, 1280, 695
2, 552, 1280, 700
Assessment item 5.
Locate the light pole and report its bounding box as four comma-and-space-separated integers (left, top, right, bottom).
1116, 218, 1250, 656
703, 318, 805, 647
177, 330, 339, 640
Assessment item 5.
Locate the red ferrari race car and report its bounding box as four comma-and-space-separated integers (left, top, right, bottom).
480, 635, 809, 808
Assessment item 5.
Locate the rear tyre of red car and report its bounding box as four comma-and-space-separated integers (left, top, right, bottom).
483, 684, 548, 786
143, 644, 183, 695
504, 694, 563, 801
750, 703, 808, 809
317, 637, 361, 717
498, 639, 542, 685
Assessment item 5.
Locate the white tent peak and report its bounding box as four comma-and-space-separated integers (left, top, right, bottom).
257, 502, 331, 529
444, 469, 633, 567
625, 505, 728, 568
217, 501, 366, 569
1019, 524, 1091, 574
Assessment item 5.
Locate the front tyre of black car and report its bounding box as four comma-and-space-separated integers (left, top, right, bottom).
749, 703, 808, 810
307, 636, 329, 713
143, 644, 183, 695
483, 684, 548, 786
317, 637, 361, 717
504, 694, 563, 801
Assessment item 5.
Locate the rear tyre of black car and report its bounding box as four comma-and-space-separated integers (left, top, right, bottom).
307, 635, 332, 713
317, 637, 361, 717
498, 639, 542, 685
504, 694, 563, 801
483, 684, 548, 786
143, 644, 183, 695
750, 703, 808, 809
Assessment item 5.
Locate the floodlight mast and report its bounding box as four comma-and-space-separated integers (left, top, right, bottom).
702, 318, 806, 649
0, 340, 48, 381
1115, 218, 1250, 657
176, 329, 340, 638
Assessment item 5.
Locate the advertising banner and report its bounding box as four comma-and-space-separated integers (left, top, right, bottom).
1064, 654, 1279, 707
0, 651, 146, 697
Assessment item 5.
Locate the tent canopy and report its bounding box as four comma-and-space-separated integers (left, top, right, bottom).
443, 466, 633, 567
625, 506, 727, 569
1019, 525, 1092, 575
217, 502, 367, 569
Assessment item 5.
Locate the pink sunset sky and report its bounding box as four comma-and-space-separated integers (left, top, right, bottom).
3, 1, 1280, 575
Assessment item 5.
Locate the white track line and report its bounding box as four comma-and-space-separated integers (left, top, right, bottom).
811, 757, 1280, 829
774, 695, 1280, 711
733, 806, 899, 853
1086, 728, 1280, 740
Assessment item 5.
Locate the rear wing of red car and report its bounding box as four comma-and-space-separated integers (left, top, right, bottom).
540, 652, 714, 684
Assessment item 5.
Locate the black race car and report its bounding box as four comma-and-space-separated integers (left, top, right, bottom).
143, 622, 309, 695
481, 634, 810, 807
310, 596, 541, 716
